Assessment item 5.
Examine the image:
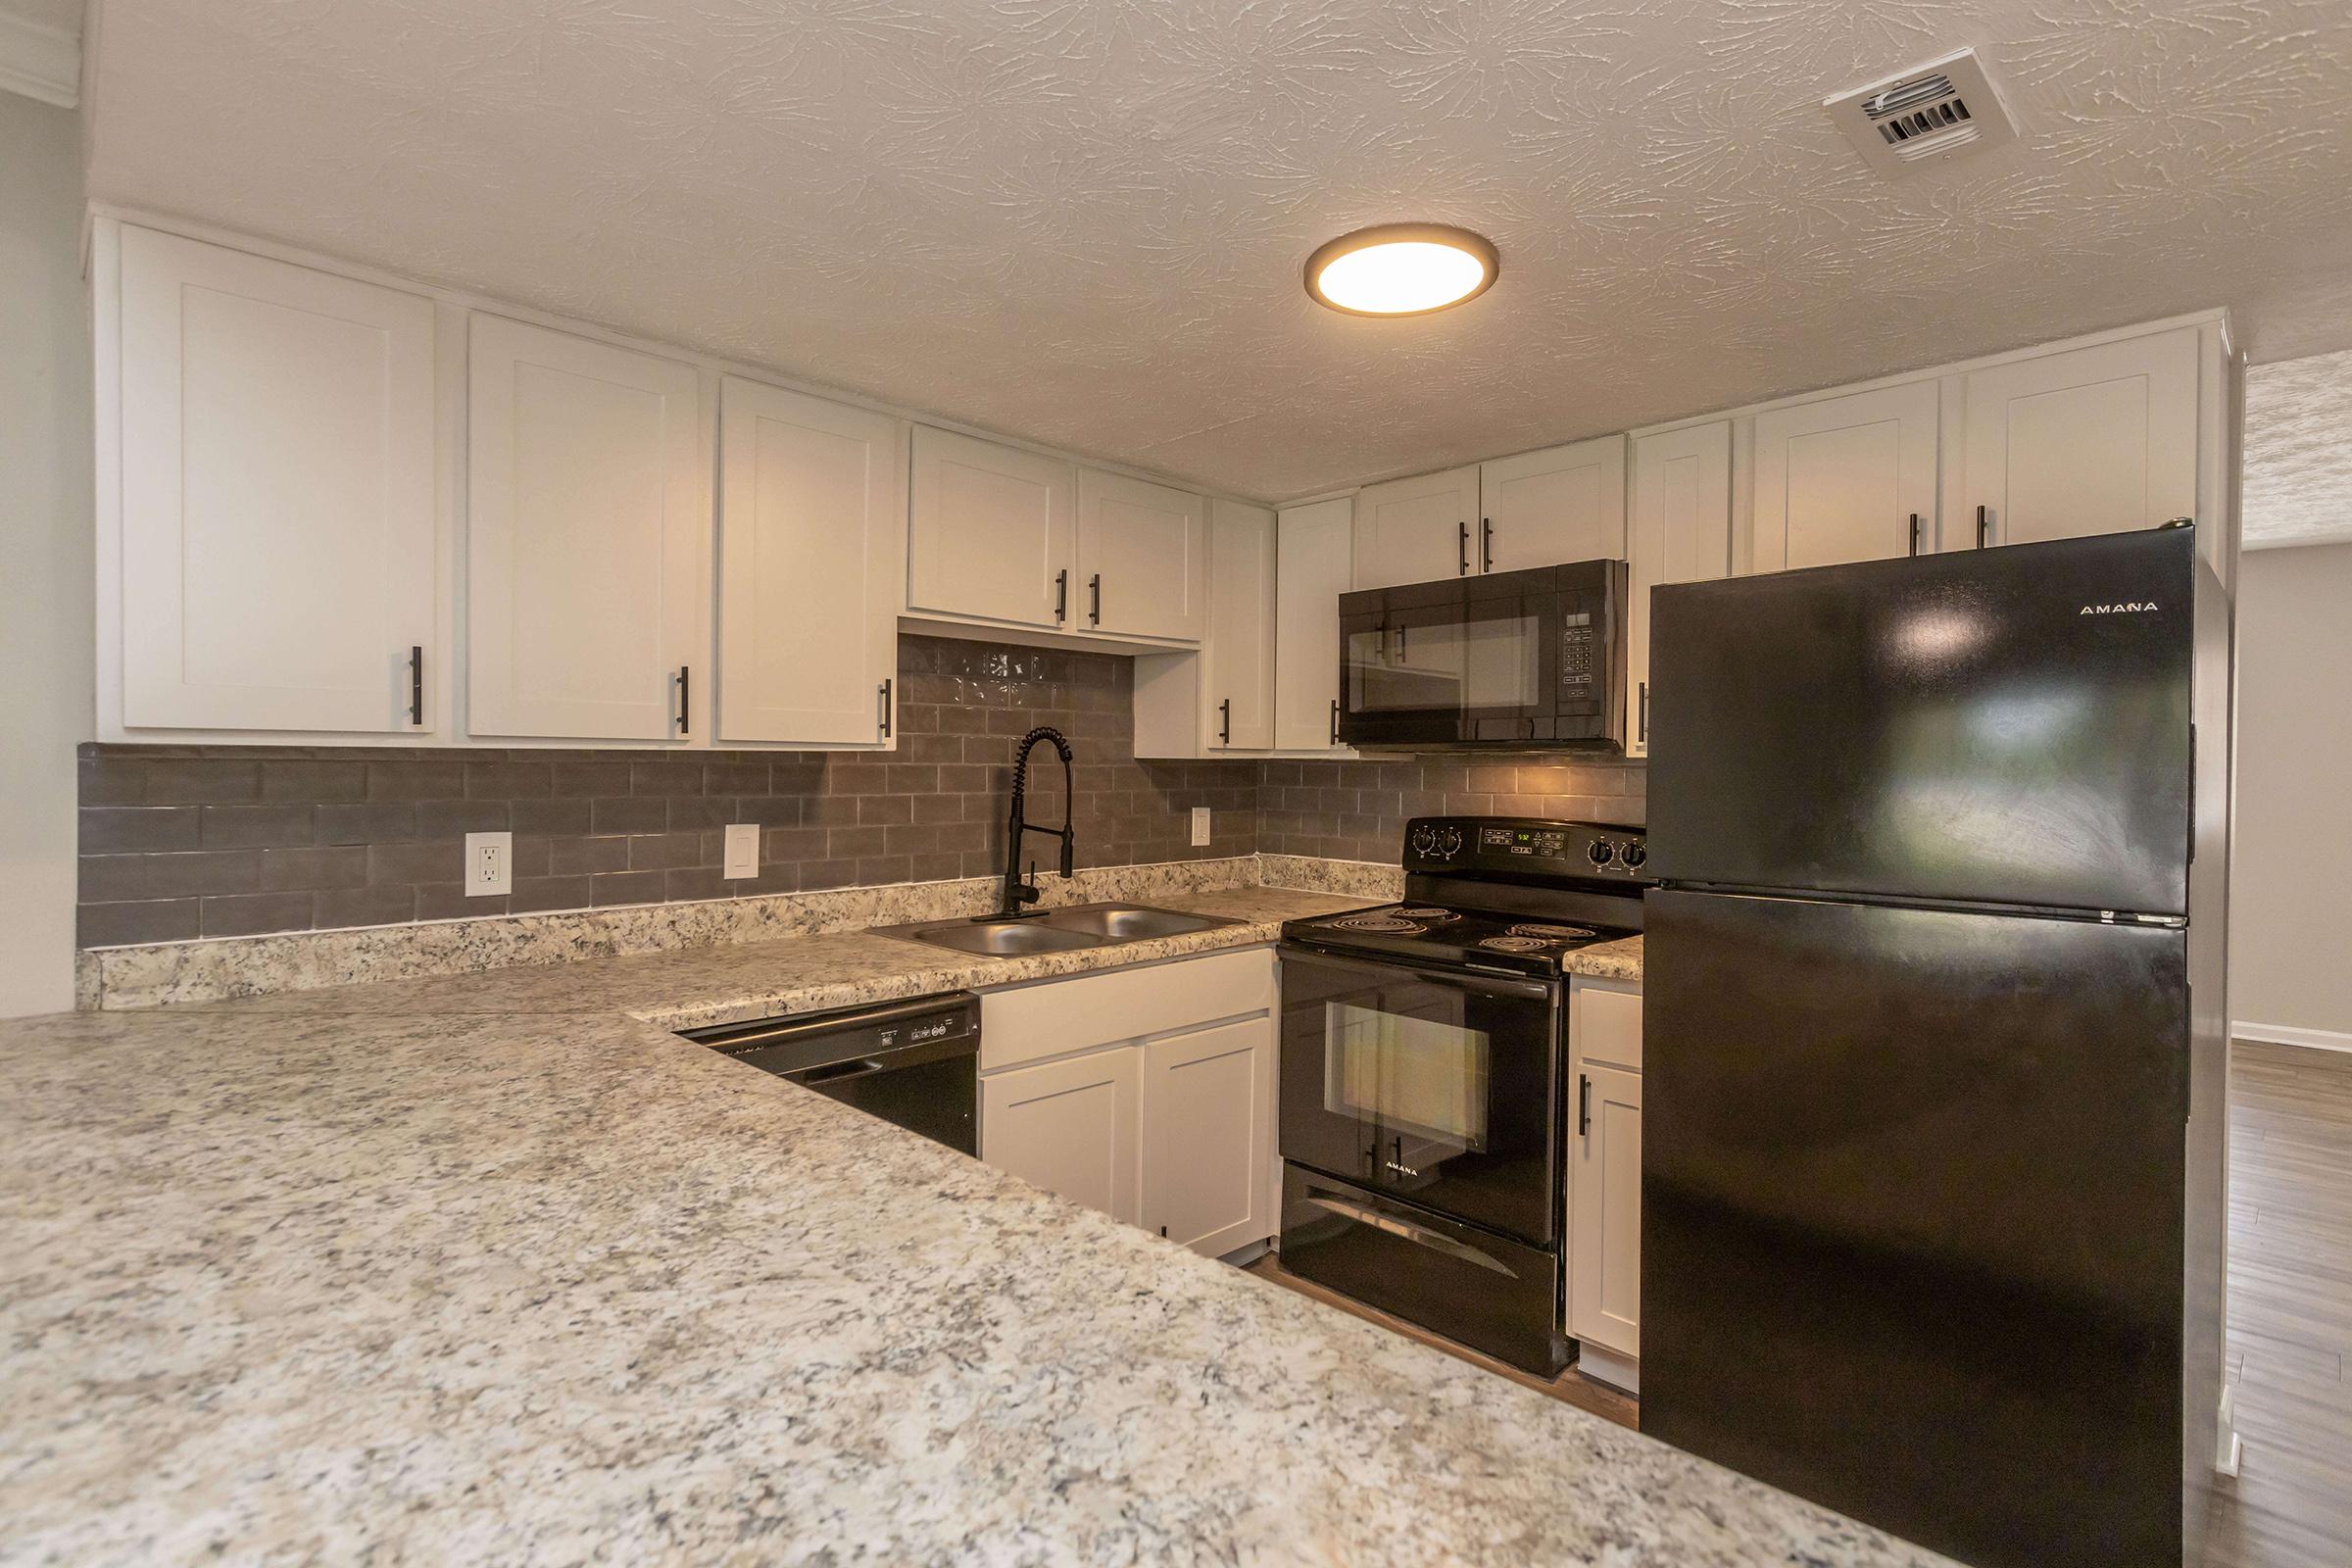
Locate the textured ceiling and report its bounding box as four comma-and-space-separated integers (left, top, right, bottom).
2243, 349, 2352, 551
83, 0, 2352, 502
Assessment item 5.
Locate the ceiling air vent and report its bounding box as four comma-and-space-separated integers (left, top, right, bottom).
1825, 48, 2017, 175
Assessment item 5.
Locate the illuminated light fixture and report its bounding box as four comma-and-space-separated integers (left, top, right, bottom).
1304, 224, 1499, 317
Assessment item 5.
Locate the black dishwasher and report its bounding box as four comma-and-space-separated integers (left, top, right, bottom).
679, 992, 979, 1155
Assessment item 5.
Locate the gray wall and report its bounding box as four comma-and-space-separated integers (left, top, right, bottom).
0, 94, 93, 1015
2230, 541, 2352, 1044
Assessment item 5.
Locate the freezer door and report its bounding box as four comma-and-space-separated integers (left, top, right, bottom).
1646, 527, 2198, 914
1642, 889, 2189, 1568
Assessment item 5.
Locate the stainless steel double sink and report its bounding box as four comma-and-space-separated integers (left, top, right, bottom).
876, 901, 1239, 957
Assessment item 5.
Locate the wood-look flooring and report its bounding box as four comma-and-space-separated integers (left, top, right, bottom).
1252, 1041, 2352, 1567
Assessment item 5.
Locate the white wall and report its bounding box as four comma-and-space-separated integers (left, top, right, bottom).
2230, 540, 2352, 1048
0, 92, 92, 1016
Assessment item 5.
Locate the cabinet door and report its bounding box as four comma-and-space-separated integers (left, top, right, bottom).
1627, 422, 1733, 760
907, 426, 1076, 630
981, 1046, 1142, 1226
1203, 500, 1276, 750
1076, 468, 1206, 641
1351, 465, 1478, 590
716, 377, 903, 746
1752, 381, 1939, 571
1141, 1017, 1276, 1254
117, 225, 436, 732
1962, 328, 2198, 552
1272, 496, 1353, 751
467, 316, 706, 741
1479, 435, 1627, 573
1568, 1059, 1642, 1360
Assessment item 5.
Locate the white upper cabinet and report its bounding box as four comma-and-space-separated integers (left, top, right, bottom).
715, 377, 904, 747
907, 426, 1077, 631
1961, 326, 2200, 554
466, 316, 707, 741
1479, 435, 1628, 572
1273, 496, 1354, 752
1203, 500, 1276, 750
1352, 465, 1479, 589
114, 225, 436, 733
1076, 468, 1207, 642
1752, 381, 1940, 570
1628, 421, 1733, 760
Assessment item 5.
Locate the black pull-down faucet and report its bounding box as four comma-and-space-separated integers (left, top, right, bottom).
989, 725, 1074, 919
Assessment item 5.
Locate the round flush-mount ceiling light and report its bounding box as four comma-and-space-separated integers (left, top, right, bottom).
1304, 223, 1499, 317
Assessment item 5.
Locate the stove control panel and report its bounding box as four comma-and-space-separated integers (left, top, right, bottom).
1404, 816, 1650, 882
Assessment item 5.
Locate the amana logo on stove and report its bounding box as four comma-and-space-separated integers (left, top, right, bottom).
2079, 601, 2159, 614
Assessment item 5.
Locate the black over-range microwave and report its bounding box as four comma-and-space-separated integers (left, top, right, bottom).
1337, 559, 1629, 751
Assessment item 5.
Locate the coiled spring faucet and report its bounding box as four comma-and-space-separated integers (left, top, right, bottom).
991, 725, 1074, 919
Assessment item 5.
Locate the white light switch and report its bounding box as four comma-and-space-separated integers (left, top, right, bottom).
723, 822, 760, 880
1191, 807, 1211, 848
465, 831, 512, 896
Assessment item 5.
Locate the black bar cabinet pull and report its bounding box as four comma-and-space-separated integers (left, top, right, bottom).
1054, 568, 1068, 621
1579, 1074, 1592, 1137
1907, 513, 1923, 556
676, 665, 690, 736
1638, 681, 1650, 745
1481, 516, 1494, 572
878, 678, 893, 739
1329, 698, 1340, 747
1457, 521, 1469, 575
1089, 572, 1102, 625
1218, 698, 1232, 746
1976, 504, 1990, 548
408, 646, 423, 726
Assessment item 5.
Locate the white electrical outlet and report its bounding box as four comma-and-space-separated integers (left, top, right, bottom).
465, 831, 512, 897
1191, 807, 1211, 848
723, 822, 760, 880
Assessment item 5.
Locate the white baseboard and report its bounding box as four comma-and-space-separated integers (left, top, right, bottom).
1575, 1343, 1640, 1396
2233, 1020, 2352, 1055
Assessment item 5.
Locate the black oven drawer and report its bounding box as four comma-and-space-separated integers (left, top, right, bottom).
1279, 1164, 1565, 1376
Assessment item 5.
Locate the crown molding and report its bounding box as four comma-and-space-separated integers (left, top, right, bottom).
0, 11, 77, 109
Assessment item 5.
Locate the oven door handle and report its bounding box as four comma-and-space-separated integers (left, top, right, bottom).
1305, 1194, 1521, 1278
1279, 942, 1559, 1003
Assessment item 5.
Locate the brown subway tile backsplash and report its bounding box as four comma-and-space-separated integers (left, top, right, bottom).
74, 633, 1642, 948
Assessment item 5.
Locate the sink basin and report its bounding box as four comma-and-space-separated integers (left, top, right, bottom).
875, 903, 1237, 957
888, 920, 1103, 956
1041, 905, 1220, 941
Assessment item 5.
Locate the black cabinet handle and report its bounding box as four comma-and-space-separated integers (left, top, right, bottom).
1579, 1073, 1592, 1138
1054, 568, 1068, 621
878, 678, 893, 739
1329, 698, 1340, 747
1638, 680, 1650, 745
1218, 697, 1231, 746
1089, 572, 1102, 625
408, 646, 423, 727
1481, 516, 1494, 572
1457, 520, 1469, 575
676, 665, 690, 736
1976, 504, 1990, 549
1907, 513, 1923, 557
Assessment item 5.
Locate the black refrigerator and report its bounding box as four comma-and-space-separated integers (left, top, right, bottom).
1642, 527, 2230, 1568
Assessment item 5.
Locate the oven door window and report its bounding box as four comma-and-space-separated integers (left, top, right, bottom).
1326, 1002, 1489, 1154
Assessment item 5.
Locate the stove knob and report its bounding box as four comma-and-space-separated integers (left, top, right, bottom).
1622, 843, 1647, 870
1437, 827, 1463, 858
1587, 839, 1618, 867
1410, 825, 1437, 858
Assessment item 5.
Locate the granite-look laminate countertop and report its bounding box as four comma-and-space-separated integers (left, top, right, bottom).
0, 892, 1943, 1568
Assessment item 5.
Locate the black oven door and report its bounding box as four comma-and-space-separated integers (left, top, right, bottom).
1277, 945, 1562, 1244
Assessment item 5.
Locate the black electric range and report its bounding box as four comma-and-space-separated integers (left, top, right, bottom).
1274, 816, 1650, 1375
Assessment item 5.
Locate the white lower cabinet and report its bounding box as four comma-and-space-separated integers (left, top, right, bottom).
978, 949, 1278, 1254
1142, 1018, 1277, 1254
982, 1047, 1143, 1226
1566, 976, 1642, 1393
